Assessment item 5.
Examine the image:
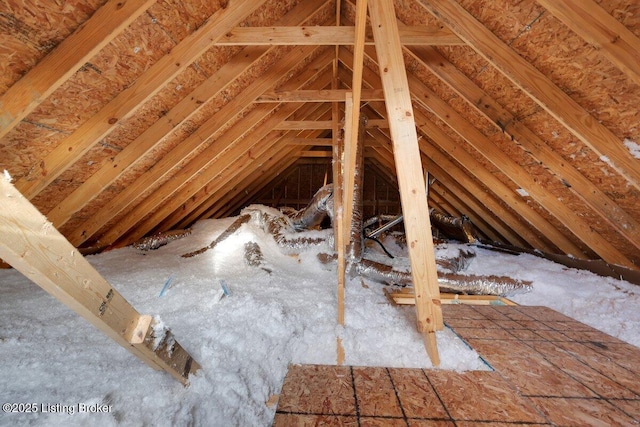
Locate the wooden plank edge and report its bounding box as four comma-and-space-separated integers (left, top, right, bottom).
385, 290, 518, 306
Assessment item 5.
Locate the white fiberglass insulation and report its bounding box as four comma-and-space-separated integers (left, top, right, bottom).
0, 208, 638, 426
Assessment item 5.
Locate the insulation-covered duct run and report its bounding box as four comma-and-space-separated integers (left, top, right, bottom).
429, 209, 477, 243
133, 229, 192, 251
181, 214, 251, 258
346, 115, 367, 263
288, 184, 334, 231
248, 206, 331, 251
355, 258, 532, 296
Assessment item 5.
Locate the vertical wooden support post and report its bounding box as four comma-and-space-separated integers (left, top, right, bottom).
332, 50, 346, 365
0, 177, 200, 384
342, 95, 357, 263
369, 0, 442, 366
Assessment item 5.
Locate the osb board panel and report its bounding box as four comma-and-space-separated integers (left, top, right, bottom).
509, 4, 640, 143
0, 0, 107, 94
522, 111, 640, 218
455, 0, 640, 185
457, 0, 546, 43
146, 0, 221, 43
59, 41, 299, 239
31, 66, 208, 215
274, 305, 640, 426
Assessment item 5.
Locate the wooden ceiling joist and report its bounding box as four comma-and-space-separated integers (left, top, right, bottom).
255, 88, 384, 102
274, 118, 387, 130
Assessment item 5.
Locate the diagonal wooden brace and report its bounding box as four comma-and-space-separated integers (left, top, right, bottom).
0, 176, 199, 385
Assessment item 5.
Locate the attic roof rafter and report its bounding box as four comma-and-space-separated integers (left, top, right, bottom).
46, 0, 332, 229
14, 0, 270, 200
418, 0, 640, 193
107, 58, 336, 248
403, 43, 640, 256
0, 0, 157, 140
338, 47, 575, 255
536, 0, 640, 87
71, 46, 334, 248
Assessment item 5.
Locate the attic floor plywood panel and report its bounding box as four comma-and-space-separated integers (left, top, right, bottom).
274, 305, 640, 426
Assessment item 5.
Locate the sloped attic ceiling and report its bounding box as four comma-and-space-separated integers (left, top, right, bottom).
0, 0, 639, 270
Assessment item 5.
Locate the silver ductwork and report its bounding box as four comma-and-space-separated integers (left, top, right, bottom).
288, 184, 334, 231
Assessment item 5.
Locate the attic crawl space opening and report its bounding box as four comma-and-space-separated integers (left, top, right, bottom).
2, 0, 640, 366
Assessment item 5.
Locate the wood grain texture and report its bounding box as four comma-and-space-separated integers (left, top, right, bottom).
0, 0, 157, 140
369, 0, 443, 350
418, 0, 640, 192
0, 176, 197, 384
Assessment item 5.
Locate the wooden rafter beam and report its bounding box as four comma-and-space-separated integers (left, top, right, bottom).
160, 101, 332, 228
161, 135, 301, 231
216, 25, 463, 46
367, 125, 524, 247
350, 25, 634, 266
417, 118, 572, 255
405, 43, 640, 256
418, 0, 640, 192
46, 0, 331, 229
69, 47, 333, 247
14, 0, 269, 200
0, 0, 157, 140
406, 70, 637, 268
185, 101, 334, 226
424, 158, 523, 246
0, 177, 199, 385
428, 183, 498, 244
536, 0, 640, 87
172, 142, 300, 228
108, 73, 335, 248
369, 0, 442, 365
341, 49, 550, 252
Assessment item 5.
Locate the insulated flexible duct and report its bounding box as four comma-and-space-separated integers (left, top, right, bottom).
289, 184, 334, 231
134, 229, 192, 251
429, 209, 477, 243
355, 258, 531, 296
346, 115, 367, 263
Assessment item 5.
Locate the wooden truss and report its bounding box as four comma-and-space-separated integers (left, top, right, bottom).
0, 177, 199, 385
